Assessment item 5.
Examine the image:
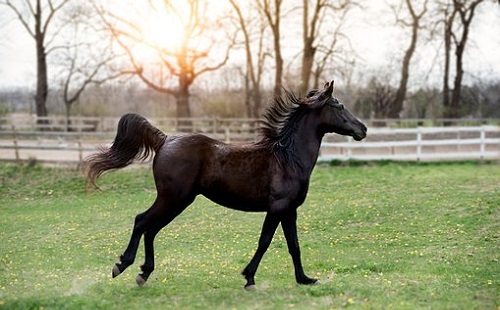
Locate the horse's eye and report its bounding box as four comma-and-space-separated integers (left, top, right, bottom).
330, 100, 344, 110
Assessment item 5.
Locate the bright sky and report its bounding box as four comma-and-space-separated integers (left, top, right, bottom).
347, 1, 500, 86
0, 1, 499, 89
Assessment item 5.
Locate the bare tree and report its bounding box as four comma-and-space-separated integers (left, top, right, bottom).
449, 0, 485, 118
1, 0, 70, 122
441, 1, 456, 117
300, 0, 356, 95
442, 0, 489, 118
54, 6, 120, 129
300, 0, 322, 95
228, 0, 268, 117
97, 0, 233, 124
258, 0, 283, 95
389, 0, 429, 118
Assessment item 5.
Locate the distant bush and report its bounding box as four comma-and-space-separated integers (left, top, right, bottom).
0, 103, 9, 116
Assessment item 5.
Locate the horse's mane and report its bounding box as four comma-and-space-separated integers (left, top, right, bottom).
256, 89, 325, 167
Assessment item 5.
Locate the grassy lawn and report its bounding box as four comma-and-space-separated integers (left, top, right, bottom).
0, 161, 498, 309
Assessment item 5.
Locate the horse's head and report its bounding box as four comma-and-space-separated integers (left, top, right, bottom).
306, 81, 367, 141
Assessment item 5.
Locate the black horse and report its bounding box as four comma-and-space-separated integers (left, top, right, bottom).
83, 81, 367, 289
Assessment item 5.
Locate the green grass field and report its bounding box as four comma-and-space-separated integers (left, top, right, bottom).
0, 161, 498, 309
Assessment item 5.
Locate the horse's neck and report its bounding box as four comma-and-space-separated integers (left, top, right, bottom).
292, 114, 323, 175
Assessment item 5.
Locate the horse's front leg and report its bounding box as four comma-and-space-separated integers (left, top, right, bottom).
281, 209, 318, 285
242, 212, 280, 290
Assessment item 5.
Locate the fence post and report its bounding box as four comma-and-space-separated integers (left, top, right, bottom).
12, 125, 20, 163
416, 127, 422, 161
346, 137, 352, 160
78, 125, 83, 163
225, 127, 230, 143
480, 126, 486, 160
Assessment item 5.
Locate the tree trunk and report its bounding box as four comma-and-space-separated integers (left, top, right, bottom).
176, 93, 191, 119
450, 41, 465, 118
300, 42, 315, 96
34, 0, 48, 124
65, 102, 72, 132
175, 94, 192, 132
176, 74, 192, 131
389, 21, 418, 118
444, 0, 483, 120
274, 40, 283, 95
251, 88, 262, 117
262, 0, 283, 96
229, 0, 264, 118
299, 0, 314, 96
442, 10, 452, 118
244, 71, 252, 118
35, 42, 48, 119
389, 0, 427, 118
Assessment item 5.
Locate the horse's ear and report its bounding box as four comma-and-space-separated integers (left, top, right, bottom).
324, 80, 334, 97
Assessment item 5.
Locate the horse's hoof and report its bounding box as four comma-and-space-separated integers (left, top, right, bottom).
298, 277, 319, 285
136, 274, 147, 286
112, 265, 121, 278
244, 284, 256, 291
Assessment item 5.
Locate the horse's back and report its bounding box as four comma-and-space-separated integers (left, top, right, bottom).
151, 134, 213, 199
153, 134, 273, 211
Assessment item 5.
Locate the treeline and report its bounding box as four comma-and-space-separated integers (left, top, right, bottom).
2, 75, 498, 120
1, 0, 499, 121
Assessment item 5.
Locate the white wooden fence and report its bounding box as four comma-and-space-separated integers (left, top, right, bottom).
0, 124, 498, 164
320, 126, 500, 161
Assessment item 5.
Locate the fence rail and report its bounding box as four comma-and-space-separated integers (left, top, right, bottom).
0, 115, 262, 134
1, 115, 499, 132
0, 124, 498, 164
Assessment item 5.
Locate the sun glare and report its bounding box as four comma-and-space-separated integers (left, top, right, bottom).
142, 16, 185, 52
119, 0, 230, 62
140, 10, 185, 52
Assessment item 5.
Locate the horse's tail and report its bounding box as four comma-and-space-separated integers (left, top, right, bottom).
83, 113, 166, 187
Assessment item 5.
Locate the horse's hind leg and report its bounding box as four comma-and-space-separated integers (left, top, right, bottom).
112, 196, 170, 278
136, 198, 191, 286
112, 208, 151, 278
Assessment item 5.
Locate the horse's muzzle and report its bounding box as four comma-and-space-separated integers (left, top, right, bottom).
353, 124, 367, 141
